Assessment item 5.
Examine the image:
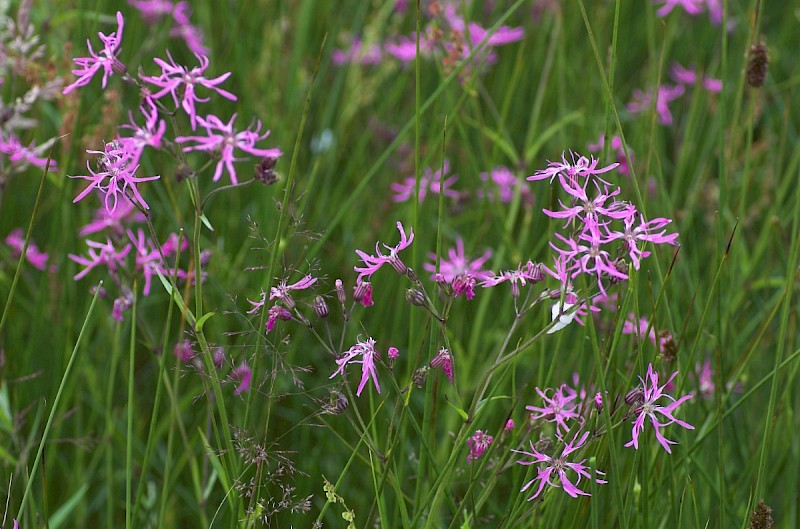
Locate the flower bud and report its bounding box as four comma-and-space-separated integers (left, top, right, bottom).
625, 387, 644, 407
335, 279, 347, 305
405, 288, 425, 307
412, 366, 430, 388
313, 296, 329, 319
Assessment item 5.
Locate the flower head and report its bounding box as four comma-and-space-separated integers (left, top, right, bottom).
231, 361, 252, 395
467, 430, 494, 462
391, 160, 459, 203
141, 52, 237, 129
176, 113, 281, 184
354, 221, 414, 282
527, 385, 582, 434
513, 431, 606, 500
329, 337, 382, 396
625, 363, 694, 453
63, 11, 126, 94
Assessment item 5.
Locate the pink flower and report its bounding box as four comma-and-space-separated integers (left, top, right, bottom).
127, 0, 175, 21
332, 37, 382, 65
70, 141, 160, 214
670, 62, 723, 93
63, 11, 126, 94
329, 337, 382, 396
603, 205, 679, 269
384, 34, 435, 63
127, 229, 165, 296
118, 99, 166, 167
481, 260, 544, 298
68, 237, 132, 281
625, 363, 694, 453
175, 113, 281, 183
265, 305, 292, 333
479, 166, 533, 204
513, 431, 606, 500
171, 2, 209, 56
0, 132, 57, 171
78, 198, 146, 237
505, 419, 515, 431
527, 385, 582, 434
653, 0, 704, 17
587, 134, 631, 176
424, 237, 492, 282
231, 361, 252, 395
173, 339, 194, 362
353, 280, 374, 307
354, 221, 414, 281
528, 151, 618, 185
429, 347, 454, 383
390, 160, 459, 203
5, 228, 50, 271
141, 52, 237, 129
269, 274, 317, 310
466, 430, 494, 462
627, 84, 685, 126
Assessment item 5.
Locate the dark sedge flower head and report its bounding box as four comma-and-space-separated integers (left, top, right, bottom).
63, 11, 126, 95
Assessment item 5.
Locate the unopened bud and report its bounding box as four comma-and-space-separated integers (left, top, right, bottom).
313, 296, 329, 318
412, 366, 430, 388
335, 279, 347, 305
625, 387, 644, 407
255, 156, 279, 184
405, 288, 425, 307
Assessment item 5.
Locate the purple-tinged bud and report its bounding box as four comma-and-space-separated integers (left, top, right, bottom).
280, 292, 296, 311
388, 347, 399, 360
504, 419, 515, 431
313, 296, 329, 319
353, 281, 374, 307
388, 254, 408, 275
255, 156, 279, 184
405, 288, 425, 307
625, 387, 644, 407
412, 366, 430, 388
335, 279, 347, 305
429, 347, 453, 383
594, 392, 604, 412
213, 347, 226, 368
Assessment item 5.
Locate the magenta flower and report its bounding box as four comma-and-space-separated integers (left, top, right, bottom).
118, 99, 166, 167
670, 62, 723, 93
63, 11, 126, 94
627, 84, 685, 125
542, 176, 628, 226
231, 361, 252, 395
625, 363, 694, 453
621, 314, 673, 354
0, 132, 57, 171
354, 221, 414, 281
480, 260, 544, 298
173, 339, 194, 362
69, 237, 132, 281
79, 198, 146, 237
527, 385, 582, 434
429, 347, 454, 383
141, 52, 237, 129
269, 274, 317, 310
265, 305, 292, 333
390, 160, 459, 203
653, 0, 704, 17
384, 34, 435, 63
514, 431, 606, 500
466, 430, 494, 463
424, 237, 492, 282
528, 151, 618, 185
5, 228, 50, 271
603, 205, 679, 269
587, 134, 631, 176
329, 337, 382, 396
170, 2, 210, 56
127, 0, 175, 21
478, 166, 533, 204
332, 37, 382, 65
70, 141, 161, 214
127, 229, 165, 296
353, 280, 374, 307
175, 113, 281, 183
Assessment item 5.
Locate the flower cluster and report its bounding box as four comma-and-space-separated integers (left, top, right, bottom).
332, 1, 524, 76
529, 151, 679, 295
